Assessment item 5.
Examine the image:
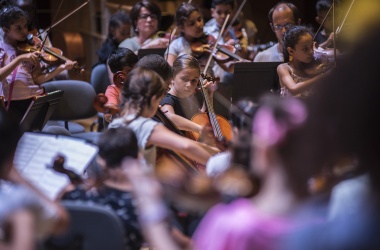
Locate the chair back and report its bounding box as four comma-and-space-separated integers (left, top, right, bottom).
48, 201, 125, 250
91, 64, 111, 94
42, 80, 97, 121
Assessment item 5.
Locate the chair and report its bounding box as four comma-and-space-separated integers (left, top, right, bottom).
46, 200, 125, 250
90, 64, 112, 131
91, 64, 111, 94
42, 80, 97, 134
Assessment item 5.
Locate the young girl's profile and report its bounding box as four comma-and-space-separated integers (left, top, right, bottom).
277, 26, 328, 98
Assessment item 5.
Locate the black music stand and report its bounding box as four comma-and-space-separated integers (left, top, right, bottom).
232, 62, 281, 102
20, 90, 64, 133
137, 48, 166, 59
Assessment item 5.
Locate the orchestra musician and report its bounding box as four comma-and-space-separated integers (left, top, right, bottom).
118, 0, 169, 54
103, 47, 138, 123
0, 1, 75, 122
165, 2, 236, 79
160, 54, 216, 136
108, 67, 219, 168
277, 26, 330, 98
254, 2, 301, 62
61, 127, 145, 249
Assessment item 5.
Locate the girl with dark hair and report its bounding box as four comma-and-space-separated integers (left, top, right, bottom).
277, 26, 327, 98
108, 67, 218, 168
96, 11, 131, 65
118, 0, 168, 53
166, 2, 234, 77
0, 1, 75, 121
62, 127, 145, 249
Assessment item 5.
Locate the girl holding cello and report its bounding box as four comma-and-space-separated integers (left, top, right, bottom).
0, 1, 75, 121
160, 54, 216, 135
108, 67, 219, 169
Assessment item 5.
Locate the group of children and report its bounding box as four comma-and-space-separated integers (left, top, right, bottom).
2, 0, 378, 249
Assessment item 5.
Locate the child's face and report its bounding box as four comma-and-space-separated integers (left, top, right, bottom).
172, 68, 200, 98
211, 4, 233, 27
4, 17, 28, 42
181, 11, 204, 39
289, 33, 314, 63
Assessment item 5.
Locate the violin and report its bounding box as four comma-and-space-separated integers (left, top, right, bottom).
304, 47, 337, 76
190, 33, 245, 63
93, 94, 119, 115
48, 155, 83, 185
17, 34, 85, 74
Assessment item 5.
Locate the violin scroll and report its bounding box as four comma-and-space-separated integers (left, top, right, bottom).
93, 93, 119, 115
49, 155, 83, 185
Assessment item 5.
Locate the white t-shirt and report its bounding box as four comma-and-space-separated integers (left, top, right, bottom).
109, 115, 160, 168
254, 43, 284, 62
206, 151, 232, 177
166, 36, 215, 77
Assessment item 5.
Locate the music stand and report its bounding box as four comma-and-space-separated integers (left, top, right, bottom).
232, 62, 281, 102
20, 90, 64, 133
137, 48, 166, 59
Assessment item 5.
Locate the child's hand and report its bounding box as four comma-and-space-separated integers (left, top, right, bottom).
200, 44, 212, 54
199, 125, 218, 147
225, 38, 235, 46
201, 78, 217, 95
19, 51, 40, 65
59, 60, 76, 70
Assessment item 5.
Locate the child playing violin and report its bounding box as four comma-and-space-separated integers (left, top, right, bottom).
108, 67, 219, 168
160, 54, 216, 135
277, 26, 328, 98
0, 2, 75, 121
165, 2, 233, 78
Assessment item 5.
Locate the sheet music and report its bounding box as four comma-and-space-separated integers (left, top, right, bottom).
10, 132, 99, 200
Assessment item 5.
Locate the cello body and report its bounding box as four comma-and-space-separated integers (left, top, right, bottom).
190, 112, 233, 142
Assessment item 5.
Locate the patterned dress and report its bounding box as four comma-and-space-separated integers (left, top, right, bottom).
280, 63, 313, 98
62, 185, 144, 250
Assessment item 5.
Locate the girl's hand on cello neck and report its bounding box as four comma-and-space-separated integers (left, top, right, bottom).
199, 78, 217, 97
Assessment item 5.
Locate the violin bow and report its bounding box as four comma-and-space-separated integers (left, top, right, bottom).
40, 0, 64, 49
36, 0, 91, 40
313, 2, 334, 41
202, 14, 230, 76
222, 0, 247, 42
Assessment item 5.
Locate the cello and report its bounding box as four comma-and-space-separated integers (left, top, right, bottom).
93, 94, 200, 174
190, 15, 233, 148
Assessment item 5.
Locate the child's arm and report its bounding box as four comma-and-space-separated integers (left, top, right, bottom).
166, 53, 177, 66
160, 104, 202, 133
104, 85, 121, 122
33, 60, 76, 84
0, 52, 40, 81
148, 125, 219, 165
277, 63, 324, 96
